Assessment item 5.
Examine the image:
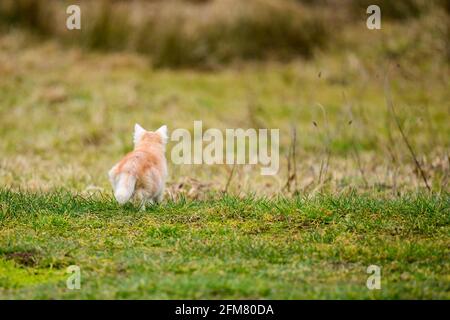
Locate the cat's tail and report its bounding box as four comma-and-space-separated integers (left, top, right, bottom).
114, 173, 136, 205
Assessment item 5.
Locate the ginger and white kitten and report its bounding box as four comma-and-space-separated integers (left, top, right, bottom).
108, 124, 168, 208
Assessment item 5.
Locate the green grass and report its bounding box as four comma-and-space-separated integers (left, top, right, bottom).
0, 189, 448, 299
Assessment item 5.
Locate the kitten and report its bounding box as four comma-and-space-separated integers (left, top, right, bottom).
108, 124, 168, 208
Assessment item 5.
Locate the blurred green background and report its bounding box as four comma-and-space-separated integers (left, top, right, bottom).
0, 0, 448, 195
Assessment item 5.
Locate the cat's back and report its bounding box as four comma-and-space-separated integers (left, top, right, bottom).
116, 148, 164, 176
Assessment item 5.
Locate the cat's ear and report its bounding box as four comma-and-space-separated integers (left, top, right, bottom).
134, 123, 146, 146
156, 125, 168, 145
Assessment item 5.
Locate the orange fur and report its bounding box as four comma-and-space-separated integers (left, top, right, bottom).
109, 124, 168, 207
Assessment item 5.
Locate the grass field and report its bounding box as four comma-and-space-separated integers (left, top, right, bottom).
0, 1, 449, 299
0, 28, 448, 195
0, 189, 448, 299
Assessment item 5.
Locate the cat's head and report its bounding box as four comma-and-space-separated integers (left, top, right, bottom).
134, 123, 168, 147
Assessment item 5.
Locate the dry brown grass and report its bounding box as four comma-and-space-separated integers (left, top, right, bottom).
0, 0, 362, 67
